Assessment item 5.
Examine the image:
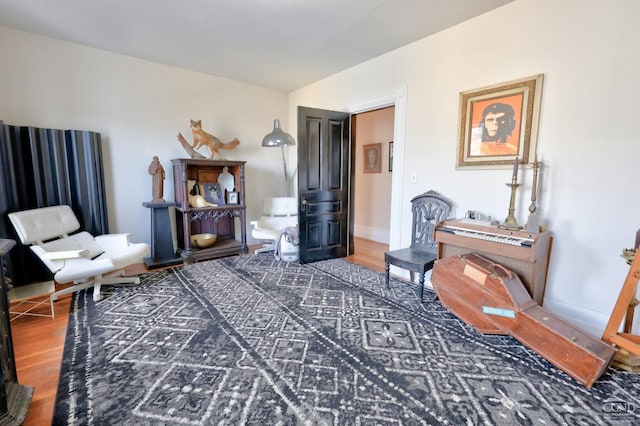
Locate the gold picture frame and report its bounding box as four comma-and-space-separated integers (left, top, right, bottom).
363, 143, 382, 174
457, 74, 543, 169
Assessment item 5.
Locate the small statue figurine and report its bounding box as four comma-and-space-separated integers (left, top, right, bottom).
148, 156, 165, 202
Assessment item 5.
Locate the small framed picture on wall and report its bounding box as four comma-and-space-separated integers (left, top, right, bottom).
363, 143, 382, 174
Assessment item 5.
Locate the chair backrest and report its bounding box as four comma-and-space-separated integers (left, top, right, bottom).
255, 197, 298, 234
8, 205, 81, 245
263, 197, 298, 217
410, 190, 452, 252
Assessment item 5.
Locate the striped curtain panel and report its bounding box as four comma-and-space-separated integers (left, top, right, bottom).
0, 120, 108, 286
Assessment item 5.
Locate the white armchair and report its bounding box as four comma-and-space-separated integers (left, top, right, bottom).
250, 197, 298, 255
8, 205, 149, 302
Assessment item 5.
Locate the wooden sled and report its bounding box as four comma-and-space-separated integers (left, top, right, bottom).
431, 252, 615, 387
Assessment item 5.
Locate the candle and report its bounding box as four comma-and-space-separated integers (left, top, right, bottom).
512, 157, 519, 179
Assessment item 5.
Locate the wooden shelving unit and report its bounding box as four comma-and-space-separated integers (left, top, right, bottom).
171, 158, 248, 263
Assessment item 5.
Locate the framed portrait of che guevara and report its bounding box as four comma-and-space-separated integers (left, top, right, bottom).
457, 74, 543, 169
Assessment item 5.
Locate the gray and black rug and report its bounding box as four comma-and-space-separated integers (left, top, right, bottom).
54, 254, 640, 425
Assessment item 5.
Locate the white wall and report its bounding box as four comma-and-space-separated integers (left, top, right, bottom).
290, 0, 640, 336
2, 0, 638, 336
0, 26, 289, 246
353, 107, 394, 243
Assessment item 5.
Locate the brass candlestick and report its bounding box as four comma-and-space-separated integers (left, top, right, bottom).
499, 158, 523, 231
525, 160, 541, 233
528, 161, 540, 215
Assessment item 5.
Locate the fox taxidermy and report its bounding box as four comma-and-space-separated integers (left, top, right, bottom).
190, 119, 240, 160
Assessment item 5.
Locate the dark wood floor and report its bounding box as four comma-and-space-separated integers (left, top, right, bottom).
11, 237, 388, 425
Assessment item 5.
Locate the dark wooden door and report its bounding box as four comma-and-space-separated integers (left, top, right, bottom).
297, 106, 351, 263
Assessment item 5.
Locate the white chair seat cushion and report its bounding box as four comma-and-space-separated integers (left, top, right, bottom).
94, 236, 149, 270
251, 216, 298, 240
30, 231, 105, 274
251, 226, 280, 241
53, 257, 116, 283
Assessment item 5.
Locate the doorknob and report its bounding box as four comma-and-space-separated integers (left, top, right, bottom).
301, 198, 308, 205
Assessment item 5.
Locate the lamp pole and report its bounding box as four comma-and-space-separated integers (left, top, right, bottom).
281, 145, 289, 197
262, 119, 295, 197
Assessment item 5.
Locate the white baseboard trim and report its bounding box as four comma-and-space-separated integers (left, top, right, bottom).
541, 297, 620, 338
354, 225, 389, 244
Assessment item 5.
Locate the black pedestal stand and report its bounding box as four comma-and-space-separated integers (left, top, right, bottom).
142, 202, 182, 270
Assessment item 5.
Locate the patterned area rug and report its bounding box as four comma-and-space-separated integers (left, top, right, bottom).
54, 255, 640, 425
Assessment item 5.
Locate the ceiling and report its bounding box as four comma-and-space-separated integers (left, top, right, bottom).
0, 0, 514, 92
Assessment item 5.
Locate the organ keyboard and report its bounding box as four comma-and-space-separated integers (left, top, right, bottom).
434, 219, 552, 305
438, 222, 535, 247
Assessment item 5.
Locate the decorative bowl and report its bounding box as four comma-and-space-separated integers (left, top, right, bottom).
190, 233, 217, 249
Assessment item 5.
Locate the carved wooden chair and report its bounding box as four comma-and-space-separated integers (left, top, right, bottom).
384, 190, 452, 300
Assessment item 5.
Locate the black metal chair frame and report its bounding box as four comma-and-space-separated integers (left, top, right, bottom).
384, 190, 452, 300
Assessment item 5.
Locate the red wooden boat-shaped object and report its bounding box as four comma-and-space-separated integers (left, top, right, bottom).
430, 252, 615, 387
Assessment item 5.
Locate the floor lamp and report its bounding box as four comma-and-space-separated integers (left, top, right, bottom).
262, 119, 295, 197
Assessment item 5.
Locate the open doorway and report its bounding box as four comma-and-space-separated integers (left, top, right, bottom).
296, 90, 405, 265
351, 106, 395, 260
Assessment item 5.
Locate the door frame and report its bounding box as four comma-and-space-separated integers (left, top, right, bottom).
340, 87, 407, 251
